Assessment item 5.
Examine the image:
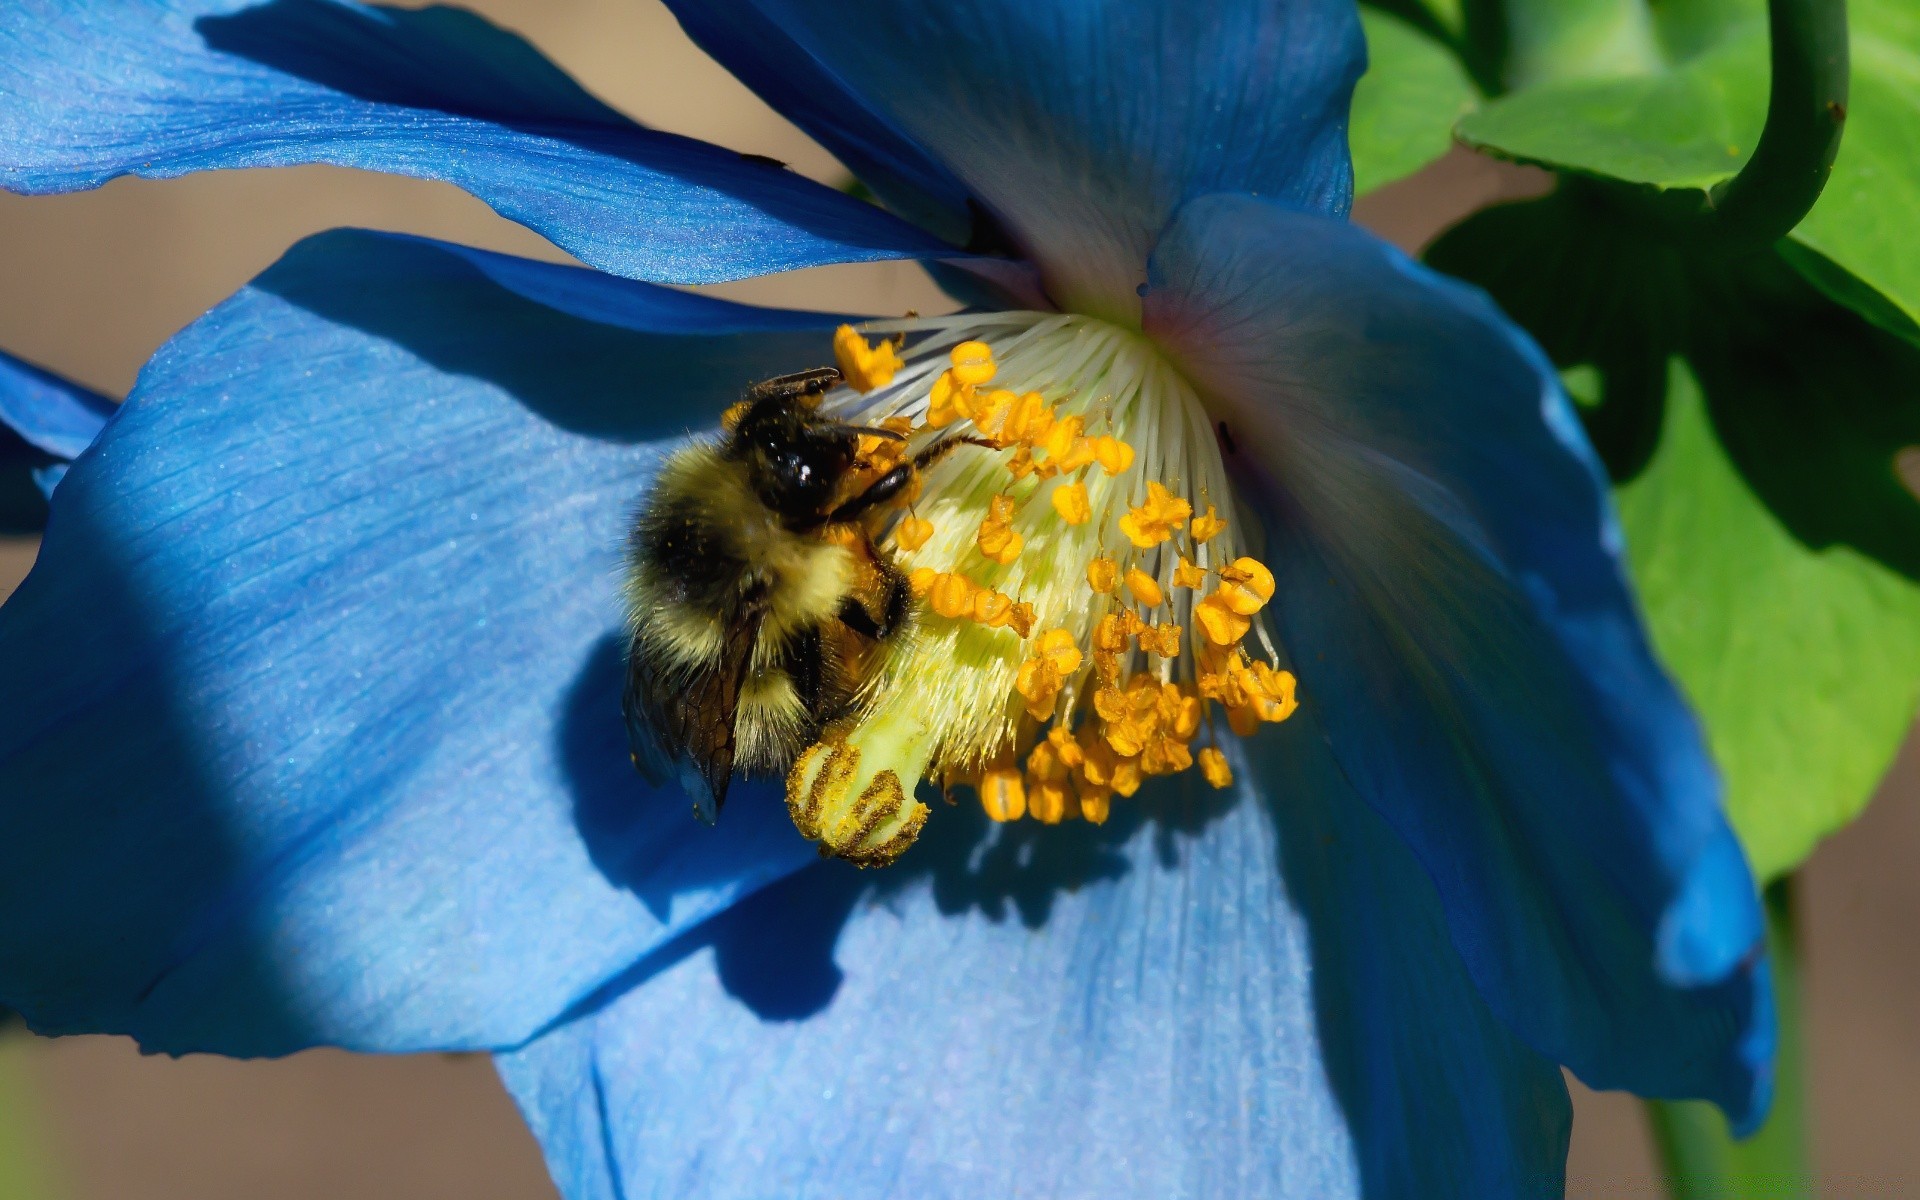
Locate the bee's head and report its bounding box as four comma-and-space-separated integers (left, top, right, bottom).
725, 395, 858, 523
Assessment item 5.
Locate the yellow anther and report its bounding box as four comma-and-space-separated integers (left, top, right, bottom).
1046, 724, 1085, 770
1242, 662, 1299, 724
979, 762, 1026, 822
1195, 592, 1251, 645
1006, 445, 1039, 480
976, 494, 1024, 564
895, 514, 934, 552
1139, 623, 1183, 658
971, 389, 1016, 444
977, 522, 1023, 565
1025, 739, 1075, 823
1005, 601, 1036, 639
1216, 556, 1276, 615
1190, 504, 1228, 543
1003, 391, 1055, 445
1124, 567, 1165, 608
1092, 648, 1123, 684
1078, 786, 1112, 825
1118, 481, 1194, 548
834, 325, 904, 392
1140, 737, 1193, 776
949, 340, 996, 387
908, 566, 937, 596
927, 370, 973, 428
1198, 746, 1234, 791
1093, 612, 1132, 654
929, 572, 978, 619
1172, 555, 1207, 590
1014, 628, 1083, 720
1053, 436, 1097, 474
1051, 480, 1092, 525
1039, 414, 1085, 463
1087, 556, 1119, 594
1093, 435, 1135, 476
972, 587, 1013, 627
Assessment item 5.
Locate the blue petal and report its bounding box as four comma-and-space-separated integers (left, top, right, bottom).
0, 0, 959, 283
657, 0, 975, 247
675, 0, 1363, 322
0, 349, 117, 461
499, 730, 1568, 1200
1143, 194, 1771, 1125
0, 229, 844, 1056
0, 348, 118, 531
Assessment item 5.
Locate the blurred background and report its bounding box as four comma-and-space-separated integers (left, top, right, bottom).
1, 1, 1915, 1196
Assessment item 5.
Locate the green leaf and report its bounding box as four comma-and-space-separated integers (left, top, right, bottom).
1616, 278, 1920, 880
1455, 17, 1769, 192
1789, 5, 1920, 344
1452, 0, 1920, 341
1429, 192, 1920, 879
1350, 8, 1478, 194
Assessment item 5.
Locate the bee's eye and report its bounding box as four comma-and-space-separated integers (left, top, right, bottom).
759, 439, 847, 518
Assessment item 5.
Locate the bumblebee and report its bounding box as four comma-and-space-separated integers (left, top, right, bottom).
622, 367, 967, 821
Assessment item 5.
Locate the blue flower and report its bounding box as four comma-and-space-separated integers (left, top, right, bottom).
0, 2, 1770, 1197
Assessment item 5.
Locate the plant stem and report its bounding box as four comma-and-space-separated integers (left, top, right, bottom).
1647, 878, 1812, 1199
1705, 0, 1849, 246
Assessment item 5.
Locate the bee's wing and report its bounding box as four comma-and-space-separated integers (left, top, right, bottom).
621, 635, 679, 787
622, 610, 761, 825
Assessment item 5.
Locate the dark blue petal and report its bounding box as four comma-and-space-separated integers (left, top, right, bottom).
657, 0, 975, 247
0, 229, 841, 1056
0, 348, 118, 532
0, 0, 959, 283
673, 0, 1363, 321
1143, 195, 1772, 1126
499, 730, 1568, 1200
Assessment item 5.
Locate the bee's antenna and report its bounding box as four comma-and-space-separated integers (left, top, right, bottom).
743, 367, 842, 404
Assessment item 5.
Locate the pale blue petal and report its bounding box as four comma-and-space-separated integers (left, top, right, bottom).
672, 0, 1362, 320
0, 0, 958, 283
0, 230, 840, 1056
1143, 194, 1771, 1126
499, 729, 1568, 1200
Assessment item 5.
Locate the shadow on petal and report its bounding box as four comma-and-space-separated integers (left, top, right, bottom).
0, 497, 309, 1054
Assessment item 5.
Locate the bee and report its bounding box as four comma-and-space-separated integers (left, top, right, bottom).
621, 366, 975, 822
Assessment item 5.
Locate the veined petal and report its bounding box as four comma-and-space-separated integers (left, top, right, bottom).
500, 733, 1567, 1200
680, 0, 1362, 322
0, 0, 959, 283
1142, 195, 1772, 1125
0, 230, 842, 1056
0, 348, 118, 531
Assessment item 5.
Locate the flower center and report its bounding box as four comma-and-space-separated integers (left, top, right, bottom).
787, 314, 1298, 865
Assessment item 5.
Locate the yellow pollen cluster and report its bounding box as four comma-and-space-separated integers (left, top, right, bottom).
834, 326, 905, 392
828, 325, 1301, 840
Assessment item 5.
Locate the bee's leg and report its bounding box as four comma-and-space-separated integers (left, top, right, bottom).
838, 555, 910, 642
827, 462, 914, 525
743, 367, 841, 403
912, 435, 997, 471
825, 436, 997, 526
